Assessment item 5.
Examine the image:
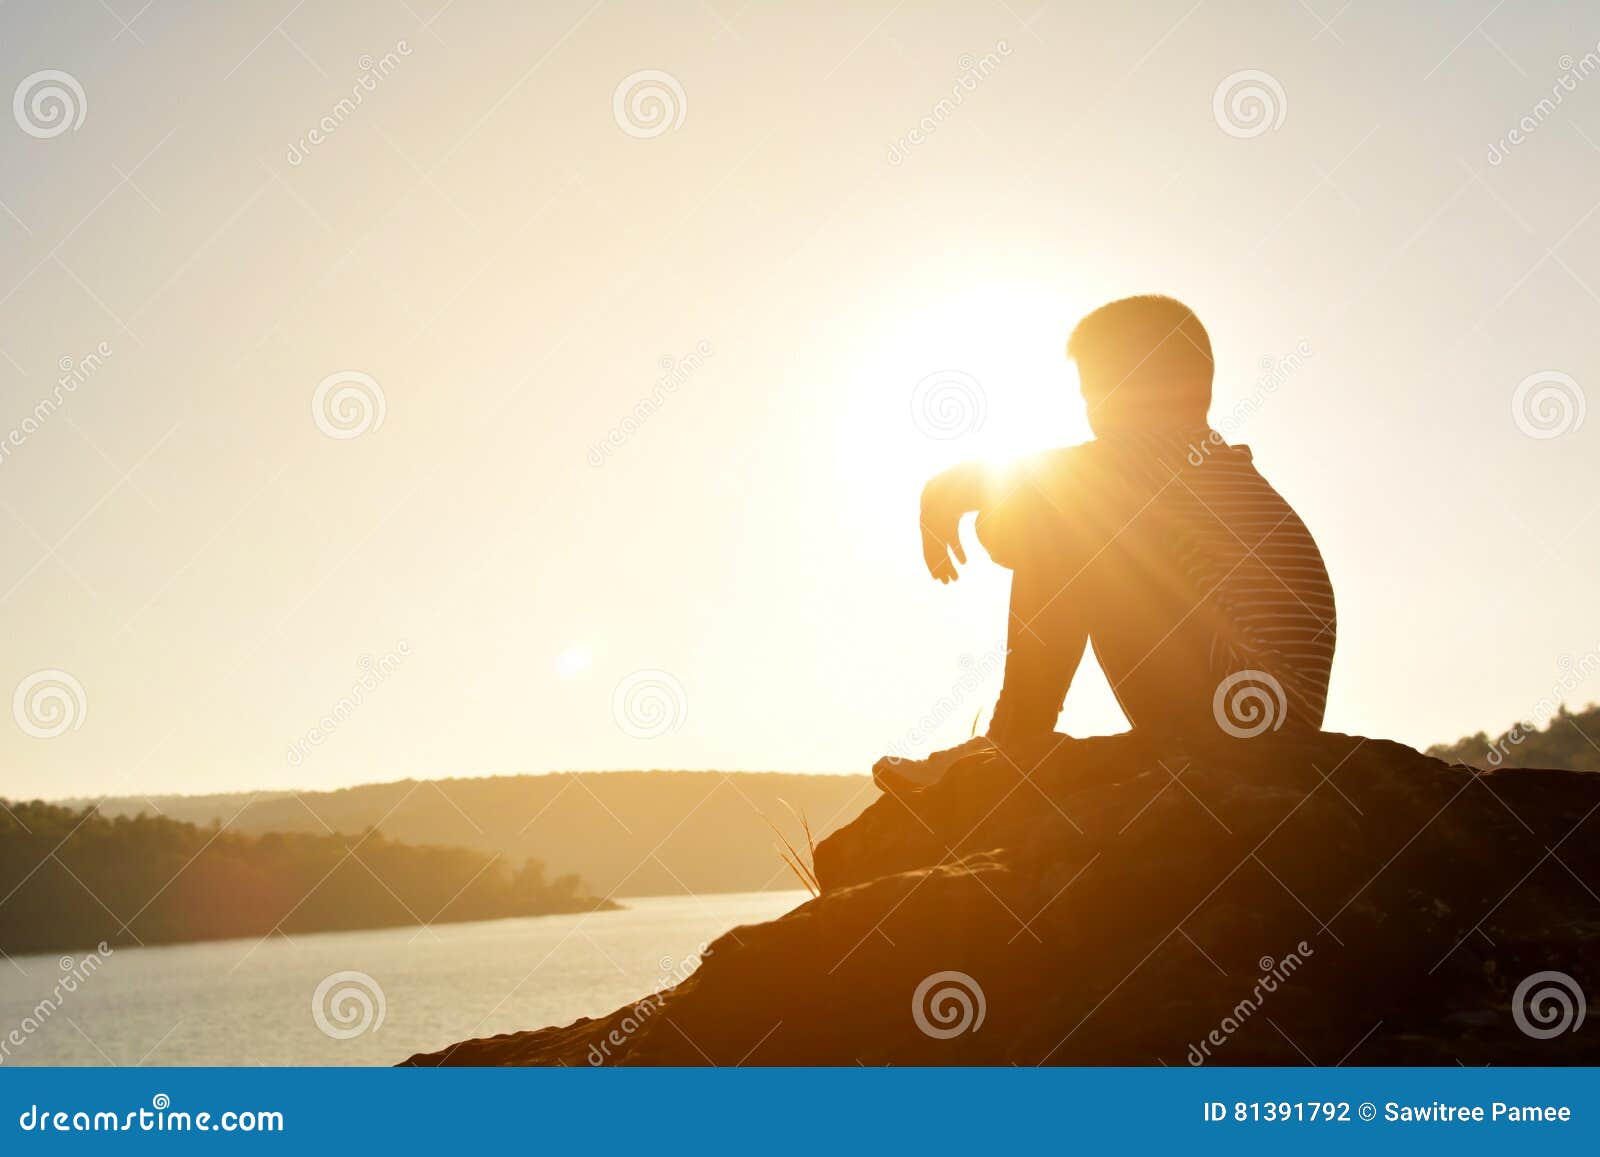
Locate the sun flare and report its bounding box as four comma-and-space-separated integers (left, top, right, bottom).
842, 283, 1097, 521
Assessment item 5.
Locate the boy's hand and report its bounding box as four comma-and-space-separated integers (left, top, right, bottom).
921, 463, 986, 582
920, 517, 966, 583
920, 499, 968, 584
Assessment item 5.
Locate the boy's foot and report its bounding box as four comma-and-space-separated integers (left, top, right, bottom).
872, 736, 997, 794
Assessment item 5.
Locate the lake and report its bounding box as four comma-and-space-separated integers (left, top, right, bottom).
0, 890, 807, 1066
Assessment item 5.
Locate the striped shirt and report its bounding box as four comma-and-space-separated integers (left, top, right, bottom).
982, 429, 1336, 729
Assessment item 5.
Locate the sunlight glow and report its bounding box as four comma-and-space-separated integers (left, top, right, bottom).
555, 645, 594, 679
841, 281, 1097, 521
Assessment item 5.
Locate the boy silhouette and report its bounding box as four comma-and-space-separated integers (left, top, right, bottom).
876, 296, 1336, 792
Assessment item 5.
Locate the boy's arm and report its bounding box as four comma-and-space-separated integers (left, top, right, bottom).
920, 449, 1081, 580
919, 461, 987, 583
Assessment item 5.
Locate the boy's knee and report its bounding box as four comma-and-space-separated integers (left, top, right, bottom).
973, 510, 1016, 570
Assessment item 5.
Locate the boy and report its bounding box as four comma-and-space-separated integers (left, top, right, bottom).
876, 295, 1335, 792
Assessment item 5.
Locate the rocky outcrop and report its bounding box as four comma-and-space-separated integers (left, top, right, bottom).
404, 732, 1599, 1065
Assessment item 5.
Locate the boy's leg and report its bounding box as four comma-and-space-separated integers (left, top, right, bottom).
873, 546, 1090, 793
874, 557, 1087, 793
987, 559, 1090, 746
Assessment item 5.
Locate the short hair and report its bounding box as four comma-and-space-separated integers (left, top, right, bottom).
1067, 295, 1213, 421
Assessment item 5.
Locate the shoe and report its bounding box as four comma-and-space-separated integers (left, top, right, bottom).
873, 735, 997, 794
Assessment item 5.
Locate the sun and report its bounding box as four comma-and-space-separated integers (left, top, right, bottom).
840, 282, 1096, 517
555, 645, 593, 679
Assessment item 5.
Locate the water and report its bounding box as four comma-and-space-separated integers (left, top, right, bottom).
0, 891, 806, 1066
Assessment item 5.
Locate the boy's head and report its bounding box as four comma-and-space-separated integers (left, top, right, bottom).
1067, 295, 1212, 433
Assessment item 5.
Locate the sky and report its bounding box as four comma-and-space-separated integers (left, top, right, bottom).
1, 0, 1598, 799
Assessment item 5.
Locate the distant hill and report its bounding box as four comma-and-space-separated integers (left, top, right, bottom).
1426, 702, 1600, 772
77, 771, 876, 900
0, 801, 613, 956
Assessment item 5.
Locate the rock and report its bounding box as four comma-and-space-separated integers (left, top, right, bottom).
403, 732, 1599, 1066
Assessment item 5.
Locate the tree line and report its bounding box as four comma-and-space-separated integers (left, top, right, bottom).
1426, 701, 1600, 772
0, 800, 614, 955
